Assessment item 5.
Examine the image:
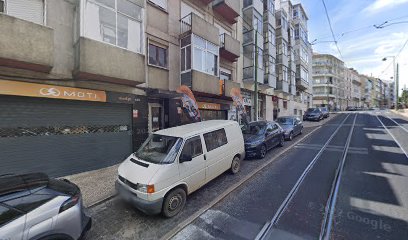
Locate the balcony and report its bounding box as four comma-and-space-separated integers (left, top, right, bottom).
243, 29, 263, 49
74, 37, 145, 85
200, 0, 214, 4
263, 11, 276, 28
0, 14, 53, 73
243, 0, 263, 15
220, 34, 240, 62
213, 0, 240, 24
180, 13, 220, 46
243, 66, 264, 84
296, 78, 309, 91
290, 83, 296, 95
265, 73, 277, 88
181, 70, 220, 96
277, 54, 289, 67
264, 42, 276, 57
276, 80, 289, 93
313, 93, 336, 98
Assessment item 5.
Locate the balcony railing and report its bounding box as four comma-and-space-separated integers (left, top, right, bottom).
180, 13, 192, 35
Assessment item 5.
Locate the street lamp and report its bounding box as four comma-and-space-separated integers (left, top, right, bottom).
382, 56, 398, 110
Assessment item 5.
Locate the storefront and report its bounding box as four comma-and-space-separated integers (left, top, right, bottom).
0, 80, 147, 177
197, 102, 229, 121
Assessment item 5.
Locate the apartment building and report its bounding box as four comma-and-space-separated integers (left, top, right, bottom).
360, 75, 374, 108
312, 53, 346, 110
347, 68, 362, 107
0, 0, 241, 176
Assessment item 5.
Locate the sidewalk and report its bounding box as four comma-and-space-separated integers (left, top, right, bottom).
63, 164, 119, 207
392, 109, 408, 119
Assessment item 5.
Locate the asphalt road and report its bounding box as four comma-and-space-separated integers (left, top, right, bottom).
85, 115, 337, 240
172, 111, 408, 240
85, 111, 408, 240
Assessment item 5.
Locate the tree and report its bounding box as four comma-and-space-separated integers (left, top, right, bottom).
399, 89, 408, 107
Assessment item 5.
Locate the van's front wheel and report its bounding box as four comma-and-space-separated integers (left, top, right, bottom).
162, 188, 186, 218
230, 156, 241, 174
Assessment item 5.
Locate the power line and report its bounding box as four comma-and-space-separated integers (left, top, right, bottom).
321, 0, 343, 61
380, 36, 408, 76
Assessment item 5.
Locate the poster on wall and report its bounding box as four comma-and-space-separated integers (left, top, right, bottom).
230, 88, 249, 125
176, 85, 201, 122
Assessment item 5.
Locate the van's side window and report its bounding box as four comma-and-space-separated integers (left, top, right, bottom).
181, 136, 203, 158
203, 129, 228, 152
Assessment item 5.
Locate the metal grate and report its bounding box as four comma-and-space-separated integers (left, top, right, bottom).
0, 125, 130, 138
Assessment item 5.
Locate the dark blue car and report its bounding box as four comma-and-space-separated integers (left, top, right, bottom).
242, 121, 285, 159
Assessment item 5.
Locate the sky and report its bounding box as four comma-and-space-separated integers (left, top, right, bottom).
294, 0, 408, 95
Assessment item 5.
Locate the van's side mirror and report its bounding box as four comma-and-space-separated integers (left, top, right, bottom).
179, 154, 192, 163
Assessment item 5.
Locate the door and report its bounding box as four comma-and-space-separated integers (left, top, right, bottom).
149, 103, 163, 132
203, 128, 230, 181
265, 123, 275, 149
271, 123, 281, 147
295, 118, 302, 135
178, 135, 206, 193
0, 95, 133, 178
0, 205, 25, 239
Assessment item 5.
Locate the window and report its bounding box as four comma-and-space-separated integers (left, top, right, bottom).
267, 29, 276, 45
84, 0, 143, 53
192, 35, 218, 76
253, 15, 262, 32
135, 134, 182, 164
283, 101, 288, 109
220, 68, 232, 80
149, 43, 167, 68
5, 194, 54, 213
148, 0, 167, 10
181, 136, 203, 159
181, 35, 191, 72
4, 0, 44, 24
282, 16, 287, 30
272, 123, 279, 131
293, 9, 298, 18
0, 205, 23, 227
204, 129, 227, 152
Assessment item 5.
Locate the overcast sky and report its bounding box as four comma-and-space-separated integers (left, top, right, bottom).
294, 0, 408, 94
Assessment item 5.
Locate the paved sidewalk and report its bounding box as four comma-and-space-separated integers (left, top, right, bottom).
63, 164, 119, 207
392, 109, 408, 118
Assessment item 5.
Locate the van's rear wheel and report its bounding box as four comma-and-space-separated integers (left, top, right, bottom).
230, 156, 241, 174
162, 188, 186, 218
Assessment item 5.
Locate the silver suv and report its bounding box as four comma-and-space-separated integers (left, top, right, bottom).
0, 173, 91, 240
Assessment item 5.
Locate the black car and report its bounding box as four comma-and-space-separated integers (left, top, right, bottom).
319, 107, 330, 118
242, 121, 285, 159
303, 108, 324, 121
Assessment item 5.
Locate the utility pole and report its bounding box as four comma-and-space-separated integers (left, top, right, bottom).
396, 63, 399, 110
254, 30, 258, 121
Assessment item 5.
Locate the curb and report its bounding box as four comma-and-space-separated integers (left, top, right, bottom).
160, 122, 329, 240
391, 109, 408, 119
88, 194, 118, 209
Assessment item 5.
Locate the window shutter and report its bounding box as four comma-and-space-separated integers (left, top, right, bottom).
7, 0, 44, 25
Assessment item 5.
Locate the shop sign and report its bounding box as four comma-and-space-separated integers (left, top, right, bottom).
197, 102, 221, 110
0, 80, 106, 102
107, 92, 144, 104
241, 90, 252, 106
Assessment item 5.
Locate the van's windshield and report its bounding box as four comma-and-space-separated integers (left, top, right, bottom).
135, 134, 182, 164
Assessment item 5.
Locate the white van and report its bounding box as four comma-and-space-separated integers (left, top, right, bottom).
115, 120, 245, 217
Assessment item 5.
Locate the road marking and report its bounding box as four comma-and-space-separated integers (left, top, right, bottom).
320, 113, 358, 240
385, 115, 408, 133
376, 115, 408, 160
161, 114, 347, 240
294, 144, 368, 155
255, 114, 352, 240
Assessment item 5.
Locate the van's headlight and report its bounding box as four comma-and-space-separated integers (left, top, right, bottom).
137, 184, 155, 193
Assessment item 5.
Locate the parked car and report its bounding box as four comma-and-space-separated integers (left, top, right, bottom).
0, 173, 91, 240
346, 106, 357, 111
320, 107, 330, 118
276, 116, 303, 141
241, 121, 285, 159
116, 120, 245, 218
303, 108, 324, 121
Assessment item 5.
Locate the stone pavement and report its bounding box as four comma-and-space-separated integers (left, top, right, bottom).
63, 164, 119, 207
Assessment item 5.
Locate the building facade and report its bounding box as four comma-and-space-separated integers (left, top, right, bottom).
312, 53, 346, 110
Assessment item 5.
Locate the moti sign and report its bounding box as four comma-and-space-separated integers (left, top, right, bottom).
0, 80, 106, 102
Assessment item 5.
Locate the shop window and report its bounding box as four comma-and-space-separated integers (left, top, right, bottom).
83, 0, 144, 53
149, 43, 167, 68
181, 136, 202, 159
204, 129, 227, 152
